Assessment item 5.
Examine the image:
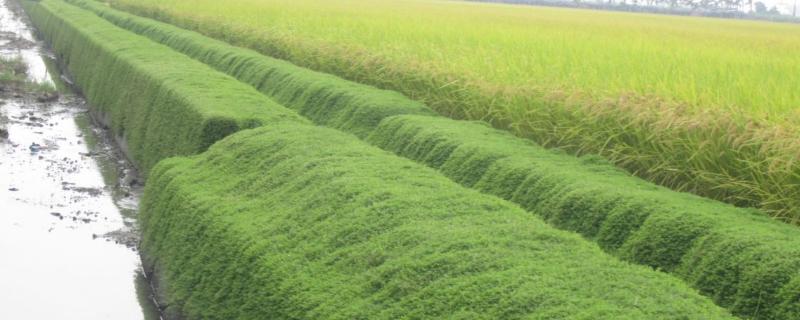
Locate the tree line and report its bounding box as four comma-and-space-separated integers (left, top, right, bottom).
470, 0, 798, 22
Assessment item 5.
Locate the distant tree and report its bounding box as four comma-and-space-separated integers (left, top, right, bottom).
768, 5, 780, 14
727, 0, 743, 10
680, 0, 700, 9
754, 1, 767, 12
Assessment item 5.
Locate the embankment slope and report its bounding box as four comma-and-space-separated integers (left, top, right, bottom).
142, 124, 733, 319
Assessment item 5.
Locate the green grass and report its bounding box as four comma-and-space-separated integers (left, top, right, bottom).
66, 0, 436, 139
0, 56, 54, 94
23, 0, 307, 176
0, 56, 28, 86
141, 123, 733, 319
369, 115, 800, 319
30, 1, 800, 316
106, 0, 800, 223
62, 2, 800, 316
24, 3, 735, 316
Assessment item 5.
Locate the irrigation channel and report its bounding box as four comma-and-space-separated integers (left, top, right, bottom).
0, 0, 160, 318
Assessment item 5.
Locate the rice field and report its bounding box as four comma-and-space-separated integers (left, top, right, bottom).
26, 0, 800, 317
116, 0, 800, 119
108, 0, 800, 223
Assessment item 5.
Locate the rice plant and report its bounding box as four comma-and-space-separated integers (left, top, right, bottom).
108, 0, 800, 223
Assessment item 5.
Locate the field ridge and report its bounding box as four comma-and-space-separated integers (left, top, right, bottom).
22, 1, 739, 318
62, 0, 800, 318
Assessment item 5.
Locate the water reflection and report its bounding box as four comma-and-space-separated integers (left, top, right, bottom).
0, 0, 159, 319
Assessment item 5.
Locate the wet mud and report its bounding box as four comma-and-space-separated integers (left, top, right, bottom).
0, 0, 161, 319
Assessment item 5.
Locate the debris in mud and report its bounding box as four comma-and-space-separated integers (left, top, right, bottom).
59, 74, 73, 86
0, 31, 35, 51
101, 229, 140, 250
36, 91, 58, 103
63, 186, 104, 197
8, 187, 18, 191
48, 209, 103, 224
28, 142, 40, 152
0, 127, 7, 139
0, 37, 35, 50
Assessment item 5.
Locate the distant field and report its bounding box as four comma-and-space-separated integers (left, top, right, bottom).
109, 0, 800, 119
109, 0, 800, 222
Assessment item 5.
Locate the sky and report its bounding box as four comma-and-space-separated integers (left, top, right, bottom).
764, 0, 797, 14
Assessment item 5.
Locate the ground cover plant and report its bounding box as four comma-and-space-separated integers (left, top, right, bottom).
0, 55, 55, 94
61, 2, 800, 317
106, 0, 800, 224
369, 115, 800, 319
0, 56, 28, 87
22, 0, 307, 176
65, 0, 436, 139
141, 123, 733, 319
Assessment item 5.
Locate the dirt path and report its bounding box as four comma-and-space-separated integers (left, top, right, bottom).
0, 0, 160, 318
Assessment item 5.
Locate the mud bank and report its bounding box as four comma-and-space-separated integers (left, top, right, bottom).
0, 0, 159, 318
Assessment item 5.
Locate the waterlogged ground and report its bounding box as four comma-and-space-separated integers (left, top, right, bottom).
0, 0, 159, 318
0, 0, 50, 83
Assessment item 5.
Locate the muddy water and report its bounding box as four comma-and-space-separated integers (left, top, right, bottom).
0, 0, 51, 84
0, 0, 160, 319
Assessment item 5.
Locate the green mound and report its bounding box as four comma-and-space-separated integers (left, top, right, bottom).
142, 124, 732, 319
368, 114, 800, 319
24, 0, 307, 176
66, 0, 434, 138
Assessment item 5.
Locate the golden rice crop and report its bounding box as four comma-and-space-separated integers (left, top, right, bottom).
109, 0, 800, 223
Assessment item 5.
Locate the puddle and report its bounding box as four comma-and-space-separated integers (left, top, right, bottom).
0, 0, 52, 84
0, 0, 160, 319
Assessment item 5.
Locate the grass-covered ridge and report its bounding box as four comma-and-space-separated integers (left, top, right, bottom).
62, 3, 800, 316
368, 115, 800, 319
141, 123, 733, 319
107, 0, 800, 224
66, 0, 435, 139
22, 0, 307, 176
